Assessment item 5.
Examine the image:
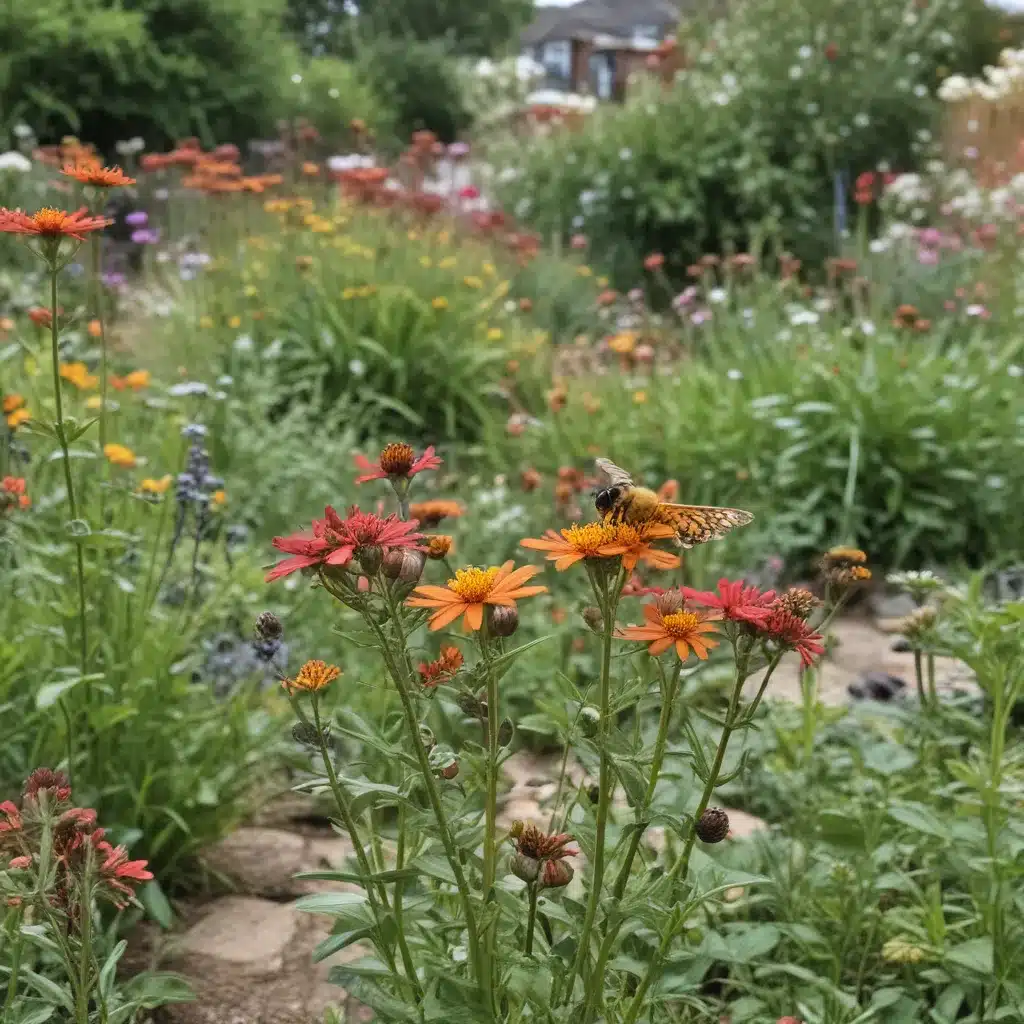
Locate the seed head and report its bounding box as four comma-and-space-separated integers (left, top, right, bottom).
254, 611, 283, 641
582, 606, 604, 633
774, 588, 818, 621
510, 852, 541, 883
696, 807, 730, 844
378, 442, 416, 477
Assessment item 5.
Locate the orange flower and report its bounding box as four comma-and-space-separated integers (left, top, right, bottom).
103, 443, 136, 468
60, 362, 98, 390
6, 408, 30, 429
87, 319, 102, 338
644, 252, 665, 271
2, 394, 24, 415
418, 645, 464, 687
61, 163, 136, 188
284, 659, 341, 693
409, 500, 464, 528
302, 161, 321, 177
124, 370, 150, 390
407, 561, 546, 631
0, 207, 111, 241
521, 522, 624, 570
612, 522, 681, 572
619, 602, 720, 660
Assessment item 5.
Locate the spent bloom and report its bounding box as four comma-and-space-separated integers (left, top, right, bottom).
762, 608, 825, 667
619, 601, 720, 660
418, 645, 464, 687
354, 443, 441, 483
681, 578, 777, 625
407, 561, 546, 631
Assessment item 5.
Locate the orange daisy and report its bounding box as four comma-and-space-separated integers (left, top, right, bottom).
407, 561, 547, 631
0, 207, 111, 241
61, 162, 136, 188
612, 522, 681, 572
409, 500, 465, 528
619, 603, 720, 660
521, 522, 624, 570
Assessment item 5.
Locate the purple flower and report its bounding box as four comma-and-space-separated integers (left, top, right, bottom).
125, 210, 149, 227
131, 228, 160, 245
917, 247, 939, 265
673, 286, 698, 310
448, 142, 470, 159
102, 272, 126, 288
918, 227, 941, 247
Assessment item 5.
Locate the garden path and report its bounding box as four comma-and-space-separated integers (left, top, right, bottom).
149, 609, 972, 1023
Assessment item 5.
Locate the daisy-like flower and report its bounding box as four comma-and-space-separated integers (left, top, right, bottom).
60, 362, 98, 390
354, 442, 442, 484
407, 561, 546, 631
3, 394, 23, 414
283, 659, 341, 693
681, 578, 777, 626
418, 645, 464, 687
762, 608, 825, 667
520, 522, 623, 570
0, 207, 111, 241
61, 162, 136, 188
612, 522, 681, 572
103, 443, 137, 468
619, 601, 720, 660
266, 505, 423, 582
111, 369, 151, 391
409, 500, 464, 528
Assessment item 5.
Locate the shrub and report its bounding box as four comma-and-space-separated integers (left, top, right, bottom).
492, 0, 991, 285
0, 0, 298, 150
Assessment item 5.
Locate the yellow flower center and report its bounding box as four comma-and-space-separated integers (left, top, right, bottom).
447, 566, 500, 602
660, 611, 703, 637
562, 522, 618, 555
827, 546, 867, 564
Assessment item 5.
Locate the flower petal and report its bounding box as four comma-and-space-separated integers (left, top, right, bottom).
264, 554, 320, 582
464, 603, 484, 631
428, 603, 468, 631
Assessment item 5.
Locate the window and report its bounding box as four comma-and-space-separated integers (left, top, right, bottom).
542, 40, 572, 81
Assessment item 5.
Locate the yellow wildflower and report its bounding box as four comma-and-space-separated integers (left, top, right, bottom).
139, 475, 172, 495
432, 297, 449, 310
199, 315, 214, 329
104, 443, 137, 468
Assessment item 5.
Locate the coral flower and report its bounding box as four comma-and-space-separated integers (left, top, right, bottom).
61, 162, 136, 188
354, 443, 441, 483
0, 206, 111, 241
103, 444, 137, 468
95, 841, 153, 906
284, 659, 341, 694
762, 608, 825, 667
644, 252, 665, 271
619, 602, 720, 660
266, 505, 423, 582
681, 578, 777, 626
2, 477, 30, 510
407, 561, 546, 631
409, 500, 464, 528
418, 645, 464, 687
0, 800, 22, 835
520, 522, 624, 570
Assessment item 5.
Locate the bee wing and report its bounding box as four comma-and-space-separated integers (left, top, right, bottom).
660, 503, 754, 548
594, 458, 634, 489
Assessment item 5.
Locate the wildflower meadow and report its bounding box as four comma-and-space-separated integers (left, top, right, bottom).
0, 0, 1022, 1022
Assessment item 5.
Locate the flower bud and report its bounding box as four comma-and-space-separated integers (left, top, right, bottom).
510, 852, 541, 883
441, 760, 459, 780
382, 548, 426, 583
509, 820, 525, 839
358, 545, 383, 575
541, 858, 574, 888
696, 807, 730, 844
419, 724, 435, 751
426, 535, 453, 560
582, 606, 603, 633
579, 705, 600, 737
291, 722, 323, 747
255, 611, 283, 640
497, 718, 514, 747
487, 604, 519, 637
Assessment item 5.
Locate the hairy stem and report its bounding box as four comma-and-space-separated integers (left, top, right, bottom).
525, 884, 538, 956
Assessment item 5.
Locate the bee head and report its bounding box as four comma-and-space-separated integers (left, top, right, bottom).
595, 486, 619, 515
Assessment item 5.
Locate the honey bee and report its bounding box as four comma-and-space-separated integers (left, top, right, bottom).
594, 458, 754, 549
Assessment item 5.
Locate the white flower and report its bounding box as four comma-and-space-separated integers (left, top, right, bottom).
291, 73, 303, 84
789, 308, 819, 326
799, 45, 812, 59
348, 359, 365, 376
12, 124, 32, 139
233, 334, 254, 352
854, 112, 870, 128
860, 320, 876, 336
789, 65, 803, 80
727, 368, 743, 380
1008, 364, 1022, 377
0, 151, 32, 173
965, 304, 985, 317
708, 287, 728, 304
619, 147, 633, 160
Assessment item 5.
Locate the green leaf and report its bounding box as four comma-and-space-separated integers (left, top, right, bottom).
36, 673, 103, 709
888, 801, 947, 838
98, 939, 128, 1000
139, 880, 174, 929
67, 416, 99, 442
312, 927, 376, 962
944, 937, 993, 975
21, 971, 74, 1011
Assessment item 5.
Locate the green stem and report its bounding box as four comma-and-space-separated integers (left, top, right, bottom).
482, 631, 500, 1014
311, 699, 391, 913
370, 590, 487, 1008
394, 803, 422, 1000
3, 907, 23, 1018
561, 567, 623, 1005
926, 652, 936, 710
91, 237, 108, 470
914, 650, 926, 707
76, 880, 93, 1024
525, 884, 538, 956
48, 266, 87, 779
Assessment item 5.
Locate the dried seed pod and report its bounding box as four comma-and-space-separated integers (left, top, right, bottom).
254, 611, 283, 640
291, 722, 324, 747
382, 548, 426, 583
696, 807, 730, 844
358, 545, 383, 575
582, 606, 603, 633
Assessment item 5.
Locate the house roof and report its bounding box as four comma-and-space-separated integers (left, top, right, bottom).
522, 0, 682, 46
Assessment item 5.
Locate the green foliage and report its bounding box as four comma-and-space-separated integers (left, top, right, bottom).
492, 0, 992, 284
355, 37, 473, 145
0, 0, 299, 149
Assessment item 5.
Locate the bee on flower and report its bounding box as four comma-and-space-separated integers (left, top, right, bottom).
821, 546, 872, 586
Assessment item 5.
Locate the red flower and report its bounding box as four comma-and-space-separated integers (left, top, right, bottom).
95, 840, 153, 906
418, 645, 464, 687
0, 207, 111, 241
644, 252, 665, 271
353, 442, 442, 483
763, 608, 825, 667
23, 768, 71, 804
266, 505, 423, 582
61, 162, 136, 188
458, 185, 480, 200
0, 800, 22, 836
681, 578, 777, 625
824, 42, 838, 61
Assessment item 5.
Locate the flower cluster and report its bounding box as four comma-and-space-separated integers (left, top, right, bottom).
508, 820, 578, 889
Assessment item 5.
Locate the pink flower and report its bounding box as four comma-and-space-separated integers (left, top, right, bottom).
681, 578, 777, 625
458, 185, 480, 200
95, 841, 153, 906
353, 443, 442, 484
762, 609, 825, 667
0, 801, 21, 835
9, 855, 30, 869
266, 506, 423, 582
